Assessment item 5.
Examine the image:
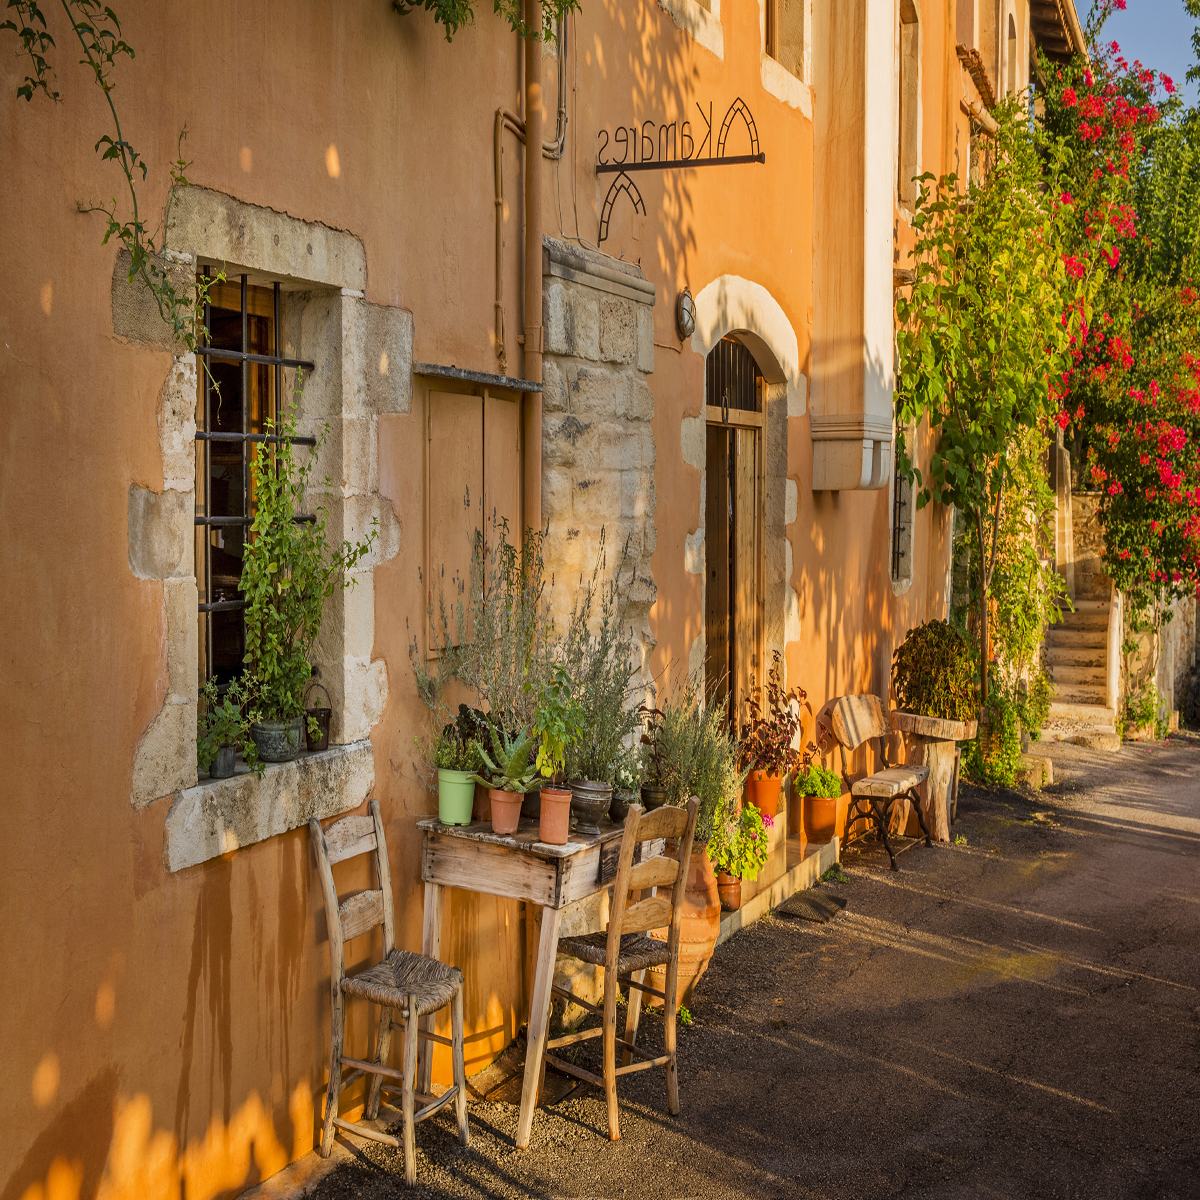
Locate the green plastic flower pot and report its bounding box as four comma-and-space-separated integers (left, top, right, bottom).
438, 769, 475, 826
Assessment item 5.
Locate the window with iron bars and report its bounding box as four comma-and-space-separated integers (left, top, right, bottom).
890, 443, 913, 585
194, 274, 315, 688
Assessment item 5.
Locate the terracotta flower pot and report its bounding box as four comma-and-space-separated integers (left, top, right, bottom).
649, 845, 721, 1007
745, 770, 783, 819
488, 788, 524, 835
538, 786, 572, 845
472, 782, 492, 823
716, 870, 742, 912
802, 794, 838, 844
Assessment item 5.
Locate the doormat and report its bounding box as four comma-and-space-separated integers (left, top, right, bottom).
776, 890, 847, 923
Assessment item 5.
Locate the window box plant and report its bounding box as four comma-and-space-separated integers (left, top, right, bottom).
708, 802, 772, 911
738, 651, 809, 819
197, 677, 257, 779
793, 762, 843, 845
470, 724, 540, 836
240, 399, 375, 763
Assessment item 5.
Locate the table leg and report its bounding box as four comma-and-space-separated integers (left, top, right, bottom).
418, 881, 445, 1097
516, 903, 562, 1150
923, 739, 956, 843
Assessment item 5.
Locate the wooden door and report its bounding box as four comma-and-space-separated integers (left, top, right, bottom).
732, 426, 759, 726
483, 390, 522, 544
705, 427, 731, 721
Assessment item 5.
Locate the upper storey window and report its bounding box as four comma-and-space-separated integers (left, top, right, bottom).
766, 0, 805, 80
898, 0, 920, 208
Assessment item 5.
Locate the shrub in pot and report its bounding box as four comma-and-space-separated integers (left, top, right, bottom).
708, 802, 772, 911
891, 619, 977, 723
794, 762, 843, 844
470, 723, 540, 835
197, 676, 258, 779
738, 650, 810, 819
530, 665, 583, 844
240, 400, 375, 762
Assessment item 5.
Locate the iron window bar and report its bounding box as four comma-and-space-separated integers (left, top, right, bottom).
891, 449, 908, 581
196, 274, 317, 681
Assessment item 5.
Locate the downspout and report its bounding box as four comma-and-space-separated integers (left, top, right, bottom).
523, 0, 545, 533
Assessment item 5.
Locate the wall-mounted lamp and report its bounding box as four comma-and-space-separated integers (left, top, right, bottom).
675, 287, 696, 341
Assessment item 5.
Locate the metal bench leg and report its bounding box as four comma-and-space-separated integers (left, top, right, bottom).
871, 800, 899, 871
908, 788, 933, 848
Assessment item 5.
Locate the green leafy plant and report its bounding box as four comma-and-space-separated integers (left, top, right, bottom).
708, 803, 772, 882
470, 723, 540, 794
954, 834, 967, 846
891, 620, 978, 723
611, 746, 640, 793
197, 677, 259, 774
963, 683, 1022, 787
793, 763, 842, 799
678, 1006, 693, 1027
530, 663, 583, 782
1017, 670, 1053, 742
820, 863, 850, 885
241, 394, 377, 724
391, 0, 577, 43
432, 726, 482, 773
738, 651, 812, 778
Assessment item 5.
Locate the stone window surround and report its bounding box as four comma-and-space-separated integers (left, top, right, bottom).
682, 274, 804, 686
123, 185, 408, 872
657, 0, 724, 60
759, 0, 813, 120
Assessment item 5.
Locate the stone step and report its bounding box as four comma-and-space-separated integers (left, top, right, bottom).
1047, 700, 1116, 724
1045, 628, 1107, 649
1072, 599, 1111, 614
1044, 644, 1106, 667
1050, 612, 1110, 631
1047, 664, 1107, 686
1050, 685, 1109, 707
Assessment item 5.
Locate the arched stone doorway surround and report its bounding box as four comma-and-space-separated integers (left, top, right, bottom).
682, 274, 805, 688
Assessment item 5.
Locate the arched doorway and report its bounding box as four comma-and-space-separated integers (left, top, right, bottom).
704, 335, 764, 730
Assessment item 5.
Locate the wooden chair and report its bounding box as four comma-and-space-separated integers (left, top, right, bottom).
824, 695, 932, 871
309, 799, 468, 1185
539, 797, 699, 1142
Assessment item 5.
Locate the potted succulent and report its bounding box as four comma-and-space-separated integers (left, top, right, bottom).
240, 399, 375, 762
429, 725, 482, 826
708, 802, 772, 911
530, 665, 583, 844
738, 650, 808, 819
470, 723, 540, 835
197, 676, 257, 779
793, 762, 843, 845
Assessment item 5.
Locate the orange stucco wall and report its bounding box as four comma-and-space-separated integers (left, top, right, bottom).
2, 2, 961, 1196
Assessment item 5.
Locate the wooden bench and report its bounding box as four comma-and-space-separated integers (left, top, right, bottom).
823, 694, 932, 871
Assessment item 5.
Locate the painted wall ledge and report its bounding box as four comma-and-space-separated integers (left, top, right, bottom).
163, 740, 374, 873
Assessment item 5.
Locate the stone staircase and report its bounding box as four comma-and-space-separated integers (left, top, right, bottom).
1044, 599, 1114, 725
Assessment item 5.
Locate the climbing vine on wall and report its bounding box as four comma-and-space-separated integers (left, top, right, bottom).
391, 0, 578, 43
2, 0, 219, 350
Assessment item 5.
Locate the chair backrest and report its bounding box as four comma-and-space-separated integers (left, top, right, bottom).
606, 798, 699, 963
309, 798, 395, 987
829, 695, 889, 752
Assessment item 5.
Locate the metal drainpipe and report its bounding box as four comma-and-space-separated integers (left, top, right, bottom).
523, 0, 544, 535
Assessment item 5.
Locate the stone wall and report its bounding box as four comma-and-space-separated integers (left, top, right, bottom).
540, 237, 658, 690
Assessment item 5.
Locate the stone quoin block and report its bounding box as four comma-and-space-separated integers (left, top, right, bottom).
599, 296, 636, 363
636, 305, 655, 373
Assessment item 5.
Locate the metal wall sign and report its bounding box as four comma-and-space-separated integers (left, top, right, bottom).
596, 97, 766, 244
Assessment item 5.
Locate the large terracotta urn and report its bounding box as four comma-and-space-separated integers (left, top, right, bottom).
649, 845, 720, 1006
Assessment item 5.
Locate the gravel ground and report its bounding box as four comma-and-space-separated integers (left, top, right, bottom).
310, 736, 1200, 1199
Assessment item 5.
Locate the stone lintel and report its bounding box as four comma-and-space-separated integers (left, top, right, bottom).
163, 740, 374, 872
542, 236, 656, 307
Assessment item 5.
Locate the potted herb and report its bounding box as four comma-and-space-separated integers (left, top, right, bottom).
470, 723, 540, 835
793, 762, 843, 844
530, 665, 583, 844
608, 748, 640, 824
429, 725, 482, 826
708, 803, 772, 911
739, 650, 807, 819
197, 677, 257, 779
240, 398, 375, 762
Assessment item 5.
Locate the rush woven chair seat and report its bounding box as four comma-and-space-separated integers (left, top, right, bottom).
310, 800, 468, 1185
824, 695, 932, 871
541, 797, 699, 1142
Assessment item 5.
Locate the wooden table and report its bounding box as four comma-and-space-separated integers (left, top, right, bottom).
889, 712, 978, 842
417, 815, 632, 1150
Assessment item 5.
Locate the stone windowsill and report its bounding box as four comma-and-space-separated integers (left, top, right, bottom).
163, 740, 374, 873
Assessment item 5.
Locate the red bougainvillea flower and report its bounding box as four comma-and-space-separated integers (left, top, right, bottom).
1163, 74, 1176, 95
1104, 246, 1121, 269
1062, 86, 1078, 107
1063, 255, 1087, 279
1056, 410, 1071, 430
1060, 191, 1075, 205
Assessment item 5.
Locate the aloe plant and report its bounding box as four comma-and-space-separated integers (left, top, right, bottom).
470, 724, 540, 794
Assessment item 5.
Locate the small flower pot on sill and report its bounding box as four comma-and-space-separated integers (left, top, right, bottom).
437, 769, 475, 826
539, 786, 572, 845
210, 745, 237, 780
745, 771, 783, 820
488, 788, 524, 836
716, 870, 742, 912
251, 717, 304, 763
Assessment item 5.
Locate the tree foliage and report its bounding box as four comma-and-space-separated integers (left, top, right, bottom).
391, 0, 577, 43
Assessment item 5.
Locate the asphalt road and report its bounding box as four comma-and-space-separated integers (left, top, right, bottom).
311, 736, 1200, 1199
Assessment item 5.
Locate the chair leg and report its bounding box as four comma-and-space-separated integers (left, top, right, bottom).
663, 953, 680, 1117
602, 964, 621, 1141
319, 991, 344, 1157
872, 801, 899, 870
451, 988, 469, 1147
366, 1004, 393, 1120
402, 1000, 419, 1186
621, 969, 646, 1067
909, 788, 933, 847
